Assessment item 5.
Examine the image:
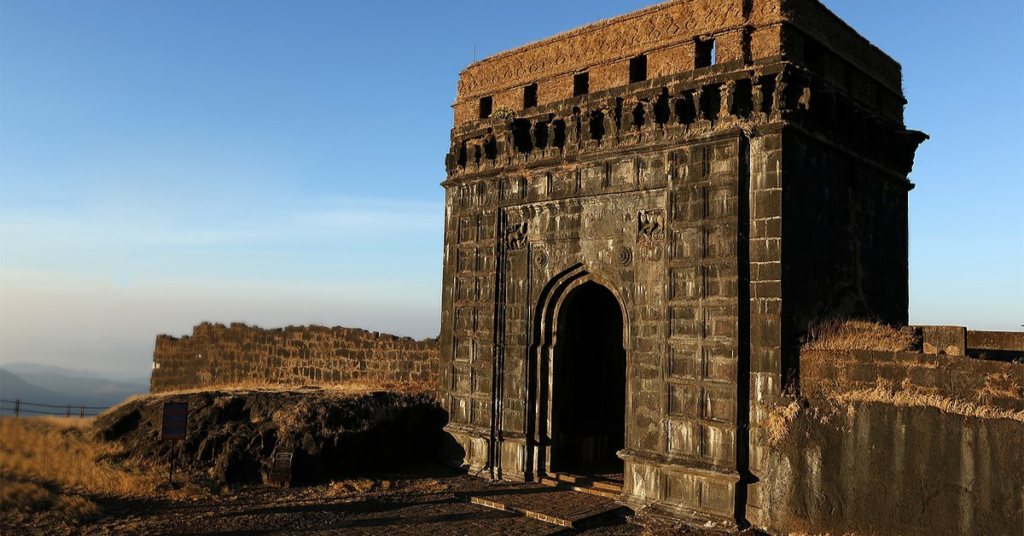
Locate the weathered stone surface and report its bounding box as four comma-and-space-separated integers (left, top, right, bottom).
94, 389, 445, 486
451, 0, 905, 125
918, 325, 968, 356
755, 349, 1024, 536
467, 483, 624, 528
801, 349, 1024, 412
151, 323, 438, 393
968, 330, 1024, 362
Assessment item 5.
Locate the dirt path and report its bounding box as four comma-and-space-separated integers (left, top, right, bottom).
3, 466, 760, 536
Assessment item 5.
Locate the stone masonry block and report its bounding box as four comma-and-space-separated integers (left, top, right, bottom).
918, 325, 967, 356
750, 25, 783, 62
493, 88, 520, 114
540, 74, 575, 104
650, 42, 696, 78
715, 30, 746, 65
591, 60, 630, 93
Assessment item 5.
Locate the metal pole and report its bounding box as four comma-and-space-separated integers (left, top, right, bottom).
66, 404, 72, 417
14, 399, 19, 418
80, 405, 85, 418
169, 441, 176, 487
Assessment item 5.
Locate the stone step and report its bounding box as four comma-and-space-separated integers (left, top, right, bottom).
538, 477, 621, 499
541, 473, 624, 496
465, 482, 628, 529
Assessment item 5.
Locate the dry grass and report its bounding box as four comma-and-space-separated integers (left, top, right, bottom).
976, 373, 1023, 402
1, 480, 53, 512
829, 385, 1024, 422
760, 401, 804, 448
150, 379, 437, 398
0, 479, 101, 523
804, 319, 918, 353
0, 416, 162, 521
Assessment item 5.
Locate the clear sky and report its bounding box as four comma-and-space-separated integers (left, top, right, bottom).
1, 0, 1022, 380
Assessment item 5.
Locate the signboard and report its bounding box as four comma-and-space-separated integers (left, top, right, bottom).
161, 402, 188, 441
267, 451, 294, 487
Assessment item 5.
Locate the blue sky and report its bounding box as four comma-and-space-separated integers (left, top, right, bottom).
1, 0, 1021, 379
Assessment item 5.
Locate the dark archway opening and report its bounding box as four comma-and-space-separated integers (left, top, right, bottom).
550, 281, 626, 477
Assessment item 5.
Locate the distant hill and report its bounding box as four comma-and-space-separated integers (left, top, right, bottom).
0, 367, 149, 416
2, 362, 102, 378
2, 362, 149, 384
0, 369, 67, 411
15, 371, 149, 401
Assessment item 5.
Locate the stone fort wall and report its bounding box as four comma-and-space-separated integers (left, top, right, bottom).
150, 323, 439, 394
757, 348, 1024, 536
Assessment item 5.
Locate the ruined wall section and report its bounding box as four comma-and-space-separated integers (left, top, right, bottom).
800, 349, 1024, 411
968, 330, 1024, 362
758, 349, 1024, 536
151, 323, 439, 393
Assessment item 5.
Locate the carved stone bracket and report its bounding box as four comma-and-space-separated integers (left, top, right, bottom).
506, 222, 528, 250
637, 209, 666, 245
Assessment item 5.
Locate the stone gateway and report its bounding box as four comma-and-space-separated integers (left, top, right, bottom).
438, 0, 926, 528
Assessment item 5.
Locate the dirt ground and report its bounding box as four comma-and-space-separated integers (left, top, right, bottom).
1, 465, 764, 536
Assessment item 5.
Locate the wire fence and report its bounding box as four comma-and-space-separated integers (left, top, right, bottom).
0, 399, 110, 418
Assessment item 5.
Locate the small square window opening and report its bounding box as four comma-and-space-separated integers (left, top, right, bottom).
629, 55, 648, 83
573, 72, 590, 96
696, 38, 716, 68
524, 83, 539, 108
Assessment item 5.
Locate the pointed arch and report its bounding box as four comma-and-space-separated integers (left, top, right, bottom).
523, 265, 630, 479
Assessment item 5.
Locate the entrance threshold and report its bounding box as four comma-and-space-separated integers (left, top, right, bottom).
465, 481, 628, 529
539, 472, 623, 499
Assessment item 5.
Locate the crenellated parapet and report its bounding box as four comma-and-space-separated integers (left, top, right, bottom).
446, 62, 924, 185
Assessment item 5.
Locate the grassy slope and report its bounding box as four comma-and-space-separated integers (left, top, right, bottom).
1, 382, 439, 528
0, 417, 163, 524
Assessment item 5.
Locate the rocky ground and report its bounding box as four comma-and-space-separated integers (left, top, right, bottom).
2, 388, 769, 535
92, 386, 445, 486
3, 464, 767, 536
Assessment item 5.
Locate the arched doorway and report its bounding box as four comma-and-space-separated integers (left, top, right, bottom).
549, 281, 626, 477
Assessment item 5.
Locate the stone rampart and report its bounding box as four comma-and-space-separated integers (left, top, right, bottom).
968, 330, 1024, 362
801, 348, 1024, 411
755, 349, 1023, 535
150, 323, 439, 394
